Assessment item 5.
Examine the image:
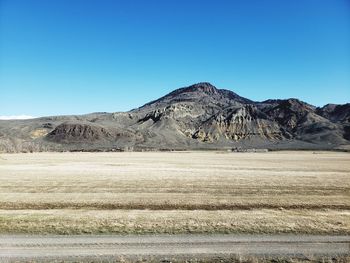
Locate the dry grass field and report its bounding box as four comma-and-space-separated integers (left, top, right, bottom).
0, 151, 349, 234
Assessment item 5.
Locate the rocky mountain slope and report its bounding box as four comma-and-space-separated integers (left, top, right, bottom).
1, 82, 349, 152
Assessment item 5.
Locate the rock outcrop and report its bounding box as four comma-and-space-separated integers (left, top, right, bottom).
46, 122, 113, 143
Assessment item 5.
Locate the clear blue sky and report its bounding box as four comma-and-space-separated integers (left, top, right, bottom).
1, 0, 349, 117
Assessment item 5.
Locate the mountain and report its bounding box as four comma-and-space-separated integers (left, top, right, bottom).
0, 82, 349, 152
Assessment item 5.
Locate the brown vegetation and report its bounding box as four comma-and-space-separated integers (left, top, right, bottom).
0, 151, 349, 234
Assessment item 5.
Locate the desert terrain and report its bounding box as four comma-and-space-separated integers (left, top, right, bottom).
1, 83, 350, 153
0, 151, 349, 235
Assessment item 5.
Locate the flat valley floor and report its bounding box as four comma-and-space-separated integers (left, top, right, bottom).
0, 151, 349, 234
0, 151, 349, 261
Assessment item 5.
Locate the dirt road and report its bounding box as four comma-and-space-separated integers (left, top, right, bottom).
0, 234, 349, 262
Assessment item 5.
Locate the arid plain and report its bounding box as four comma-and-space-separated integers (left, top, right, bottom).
0, 151, 349, 235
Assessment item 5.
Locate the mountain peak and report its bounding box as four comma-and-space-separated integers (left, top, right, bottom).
138, 82, 253, 110
137, 82, 253, 110
1, 81, 350, 152
168, 82, 219, 97
187, 82, 218, 94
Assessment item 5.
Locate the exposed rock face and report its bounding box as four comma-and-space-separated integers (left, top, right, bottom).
313, 103, 350, 143
263, 99, 314, 132
0, 82, 349, 152
316, 103, 350, 123
194, 105, 286, 142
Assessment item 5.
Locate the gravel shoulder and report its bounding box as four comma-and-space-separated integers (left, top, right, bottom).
0, 234, 349, 262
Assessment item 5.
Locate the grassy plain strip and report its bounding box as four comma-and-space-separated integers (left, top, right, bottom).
0, 209, 349, 235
